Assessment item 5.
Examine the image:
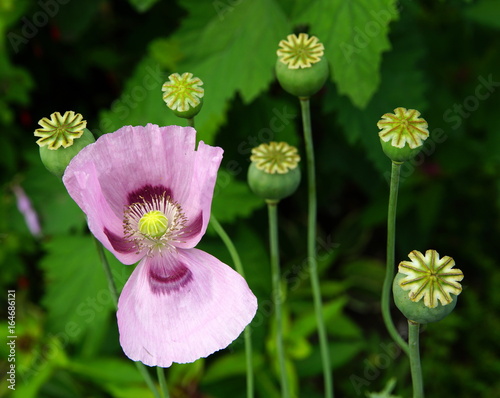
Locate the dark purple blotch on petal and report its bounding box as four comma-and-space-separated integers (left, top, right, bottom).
148, 259, 193, 295
127, 185, 173, 205
181, 213, 203, 241
104, 228, 137, 254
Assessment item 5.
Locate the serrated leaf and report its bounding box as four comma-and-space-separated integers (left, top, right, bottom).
172, 0, 290, 141
98, 56, 179, 136
40, 235, 120, 342
297, 0, 399, 108
330, 14, 428, 173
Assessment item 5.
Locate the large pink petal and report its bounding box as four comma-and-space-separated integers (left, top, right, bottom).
117, 248, 257, 367
63, 160, 143, 264
63, 124, 222, 248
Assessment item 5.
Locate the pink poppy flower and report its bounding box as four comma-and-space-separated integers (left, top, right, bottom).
63, 124, 257, 367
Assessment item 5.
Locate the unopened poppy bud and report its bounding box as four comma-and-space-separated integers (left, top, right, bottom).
275, 33, 329, 98
247, 142, 301, 203
162, 72, 204, 119
392, 250, 464, 324
377, 107, 429, 163
34, 111, 95, 177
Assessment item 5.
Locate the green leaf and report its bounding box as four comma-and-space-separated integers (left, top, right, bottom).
105, 385, 156, 398
296, 340, 365, 376
149, 37, 184, 70
168, 361, 204, 388
173, 0, 290, 141
211, 172, 264, 223
0, 0, 30, 30
289, 297, 348, 340
23, 152, 85, 235
13, 338, 67, 398
98, 56, 179, 136
464, 0, 500, 29
68, 357, 144, 384
330, 12, 428, 173
128, 0, 160, 13
297, 0, 399, 108
39, 235, 120, 342
203, 352, 264, 383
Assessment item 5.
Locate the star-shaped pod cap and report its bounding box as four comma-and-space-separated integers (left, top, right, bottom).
247, 142, 301, 203
275, 33, 329, 98
377, 107, 429, 163
162, 72, 204, 119
393, 250, 464, 324
34, 111, 95, 177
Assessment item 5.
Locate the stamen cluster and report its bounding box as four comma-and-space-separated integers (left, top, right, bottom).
124, 192, 186, 255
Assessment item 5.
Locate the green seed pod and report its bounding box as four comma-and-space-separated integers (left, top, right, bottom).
275, 33, 329, 98
393, 250, 464, 324
162, 72, 204, 119
248, 162, 301, 202
393, 272, 458, 324
171, 97, 203, 119
39, 128, 95, 178
377, 107, 429, 163
34, 111, 95, 178
247, 142, 301, 202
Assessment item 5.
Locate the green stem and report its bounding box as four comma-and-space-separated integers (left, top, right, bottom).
267, 201, 289, 398
408, 321, 424, 398
187, 118, 195, 128
94, 238, 118, 308
381, 162, 410, 356
157, 367, 170, 398
93, 238, 162, 398
209, 216, 254, 398
299, 97, 333, 398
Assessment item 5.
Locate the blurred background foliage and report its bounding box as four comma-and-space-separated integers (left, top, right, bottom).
1, 0, 500, 397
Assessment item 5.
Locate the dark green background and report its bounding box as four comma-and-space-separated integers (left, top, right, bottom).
1, 0, 499, 397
